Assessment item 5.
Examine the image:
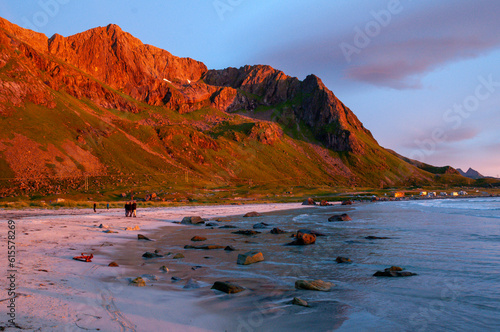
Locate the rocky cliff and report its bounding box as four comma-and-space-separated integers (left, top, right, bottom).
0, 17, 463, 197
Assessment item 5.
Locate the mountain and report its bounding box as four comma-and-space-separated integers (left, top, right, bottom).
0, 17, 466, 198
456, 168, 484, 180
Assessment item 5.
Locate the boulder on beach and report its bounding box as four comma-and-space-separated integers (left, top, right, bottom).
292, 297, 310, 307
253, 222, 269, 229
205, 222, 218, 227
335, 256, 351, 263
341, 200, 353, 205
295, 279, 333, 291
328, 214, 352, 222
289, 229, 316, 245
270, 227, 286, 234
373, 266, 417, 277
142, 251, 163, 258
219, 225, 238, 229
302, 198, 316, 205
232, 230, 261, 236
215, 218, 231, 222
138, 234, 152, 241
108, 261, 119, 267
211, 281, 245, 294
172, 253, 185, 259
319, 200, 330, 206
243, 211, 262, 217
160, 266, 169, 272
237, 251, 264, 265
125, 225, 140, 231
191, 236, 207, 242
181, 216, 205, 225
184, 244, 225, 250
224, 246, 236, 251
130, 277, 146, 287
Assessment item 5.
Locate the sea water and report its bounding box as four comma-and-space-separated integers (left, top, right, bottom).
138, 198, 500, 331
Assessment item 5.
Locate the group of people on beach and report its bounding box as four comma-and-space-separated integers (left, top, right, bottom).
125, 201, 137, 217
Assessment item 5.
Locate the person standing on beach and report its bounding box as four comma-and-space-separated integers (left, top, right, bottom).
132, 201, 137, 217
93, 202, 97, 213
106, 202, 110, 210
125, 202, 130, 217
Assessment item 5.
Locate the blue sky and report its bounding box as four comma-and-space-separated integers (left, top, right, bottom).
1, 0, 499, 176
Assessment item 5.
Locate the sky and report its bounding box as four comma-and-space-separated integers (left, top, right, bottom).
1, 0, 499, 176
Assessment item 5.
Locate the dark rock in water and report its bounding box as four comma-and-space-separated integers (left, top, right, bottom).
319, 200, 330, 206
224, 246, 236, 251
219, 225, 238, 229
191, 266, 204, 271
302, 198, 316, 205
205, 222, 218, 227
373, 267, 417, 277
243, 211, 262, 217
341, 200, 353, 205
181, 216, 206, 225
211, 281, 245, 294
138, 234, 152, 241
108, 261, 119, 267
253, 222, 269, 229
172, 253, 185, 259
328, 213, 352, 222
292, 297, 310, 307
295, 279, 333, 291
292, 229, 325, 237
335, 256, 352, 263
183, 278, 201, 289
237, 251, 264, 265
365, 236, 391, 240
142, 251, 163, 258
184, 244, 225, 250
270, 227, 286, 234
191, 236, 207, 242
232, 230, 261, 236
171, 276, 182, 282
289, 229, 316, 245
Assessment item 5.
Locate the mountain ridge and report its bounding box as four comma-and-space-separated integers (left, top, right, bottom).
0, 17, 471, 198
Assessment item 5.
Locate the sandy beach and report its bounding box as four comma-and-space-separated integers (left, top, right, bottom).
1, 203, 317, 331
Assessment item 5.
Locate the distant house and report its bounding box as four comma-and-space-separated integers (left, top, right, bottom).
428, 192, 437, 197
394, 192, 405, 198
459, 191, 468, 195
420, 191, 428, 196
440, 192, 448, 196
451, 192, 459, 196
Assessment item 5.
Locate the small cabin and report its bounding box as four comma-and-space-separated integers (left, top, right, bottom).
459, 191, 468, 195
420, 191, 428, 196
451, 192, 459, 196
394, 192, 405, 198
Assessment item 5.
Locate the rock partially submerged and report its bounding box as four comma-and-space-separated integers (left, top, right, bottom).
365, 236, 391, 240
108, 261, 119, 267
295, 280, 333, 291
253, 222, 269, 229
288, 229, 316, 245
224, 246, 236, 251
319, 200, 330, 206
335, 256, 352, 263
138, 234, 152, 241
219, 225, 238, 229
211, 281, 245, 294
328, 213, 352, 222
237, 251, 264, 265
341, 200, 353, 205
184, 244, 225, 250
243, 211, 262, 217
181, 216, 206, 225
232, 230, 261, 236
172, 253, 185, 259
142, 251, 163, 258
270, 227, 286, 234
191, 236, 207, 242
373, 266, 417, 277
183, 278, 201, 289
292, 297, 310, 307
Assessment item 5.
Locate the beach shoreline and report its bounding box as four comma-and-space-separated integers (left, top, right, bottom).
1, 202, 324, 331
